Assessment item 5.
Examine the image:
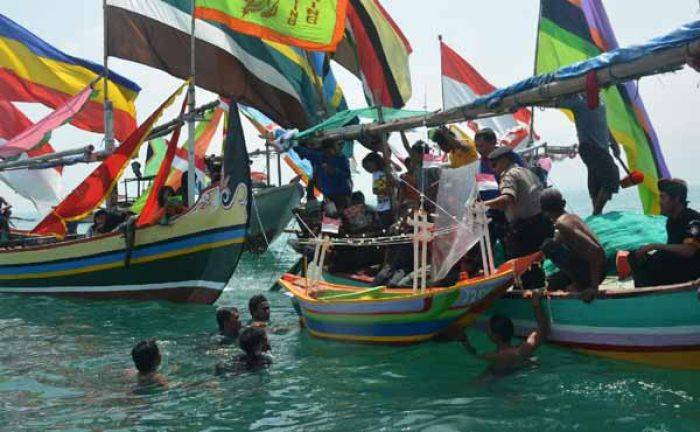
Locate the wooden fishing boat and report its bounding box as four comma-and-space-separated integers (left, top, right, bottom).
0, 185, 248, 304
0, 79, 253, 304
279, 255, 539, 344
481, 278, 700, 370
247, 181, 304, 252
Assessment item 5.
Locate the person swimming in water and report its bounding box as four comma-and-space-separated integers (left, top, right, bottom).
215, 327, 272, 375
212, 307, 242, 346
459, 290, 550, 375
131, 339, 169, 390
248, 294, 271, 328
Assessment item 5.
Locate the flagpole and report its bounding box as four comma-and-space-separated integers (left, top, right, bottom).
528, 0, 543, 145
103, 0, 116, 208
438, 35, 445, 110
187, 0, 197, 207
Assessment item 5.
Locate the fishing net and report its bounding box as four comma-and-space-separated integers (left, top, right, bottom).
544, 211, 667, 275
431, 161, 483, 281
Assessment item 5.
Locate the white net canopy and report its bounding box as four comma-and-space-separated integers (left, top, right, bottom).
431, 161, 484, 281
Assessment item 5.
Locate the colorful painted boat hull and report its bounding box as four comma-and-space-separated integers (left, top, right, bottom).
279, 259, 526, 344
0, 187, 248, 304
482, 281, 700, 370
247, 182, 303, 252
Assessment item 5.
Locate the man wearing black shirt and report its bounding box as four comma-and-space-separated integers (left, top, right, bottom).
629, 179, 700, 287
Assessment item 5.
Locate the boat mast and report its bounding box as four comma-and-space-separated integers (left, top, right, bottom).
438, 35, 445, 110
186, 0, 197, 207
103, 0, 116, 208
528, 0, 543, 145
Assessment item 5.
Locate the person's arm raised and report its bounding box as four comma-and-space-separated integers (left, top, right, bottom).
518, 290, 550, 358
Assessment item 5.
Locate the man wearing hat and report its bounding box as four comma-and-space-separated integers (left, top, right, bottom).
484, 146, 554, 288
628, 179, 700, 287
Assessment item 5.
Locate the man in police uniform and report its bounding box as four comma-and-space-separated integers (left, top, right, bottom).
484, 146, 553, 288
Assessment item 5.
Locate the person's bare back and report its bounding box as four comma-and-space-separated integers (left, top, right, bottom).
555, 213, 603, 252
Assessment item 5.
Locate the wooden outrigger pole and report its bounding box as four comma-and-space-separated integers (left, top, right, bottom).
297, 37, 700, 145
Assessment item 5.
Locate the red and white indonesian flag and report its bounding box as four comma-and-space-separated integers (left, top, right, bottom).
440, 40, 534, 148
475, 173, 498, 193
321, 215, 341, 234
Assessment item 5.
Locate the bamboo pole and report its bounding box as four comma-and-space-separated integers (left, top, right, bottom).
185, 1, 197, 207
146, 100, 219, 141
297, 38, 700, 145
528, 0, 544, 145
0, 146, 95, 171
103, 0, 116, 208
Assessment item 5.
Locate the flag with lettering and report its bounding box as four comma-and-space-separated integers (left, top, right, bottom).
195, 0, 349, 52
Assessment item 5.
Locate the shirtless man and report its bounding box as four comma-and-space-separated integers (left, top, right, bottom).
131, 339, 169, 391
539, 188, 606, 302
460, 290, 549, 375
215, 327, 272, 375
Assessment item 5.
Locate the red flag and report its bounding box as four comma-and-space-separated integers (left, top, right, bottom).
440, 40, 535, 147
136, 97, 188, 227
31, 82, 187, 238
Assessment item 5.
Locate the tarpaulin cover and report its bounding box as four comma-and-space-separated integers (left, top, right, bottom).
543, 211, 667, 276
471, 20, 700, 110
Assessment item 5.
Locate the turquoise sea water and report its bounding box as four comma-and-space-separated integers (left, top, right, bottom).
1, 188, 699, 431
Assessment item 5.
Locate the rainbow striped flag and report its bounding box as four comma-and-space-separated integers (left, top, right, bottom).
536, 0, 670, 214
0, 14, 140, 142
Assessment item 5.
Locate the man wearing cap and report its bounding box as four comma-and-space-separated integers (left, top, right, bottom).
628, 179, 700, 287
484, 146, 553, 288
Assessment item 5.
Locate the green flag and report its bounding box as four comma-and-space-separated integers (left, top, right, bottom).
195, 0, 349, 52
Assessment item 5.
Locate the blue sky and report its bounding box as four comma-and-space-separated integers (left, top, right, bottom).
1, 0, 699, 213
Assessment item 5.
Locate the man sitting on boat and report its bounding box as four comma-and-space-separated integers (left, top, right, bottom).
557, 93, 620, 216
157, 186, 187, 225
293, 140, 352, 211
341, 191, 379, 236
460, 290, 549, 375
627, 179, 700, 287
540, 188, 606, 302
85, 209, 109, 238
484, 146, 553, 289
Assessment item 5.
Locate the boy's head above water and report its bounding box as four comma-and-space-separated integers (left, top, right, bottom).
488, 315, 514, 344
216, 307, 241, 337
249, 294, 270, 322
239, 327, 270, 356
132, 339, 161, 373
